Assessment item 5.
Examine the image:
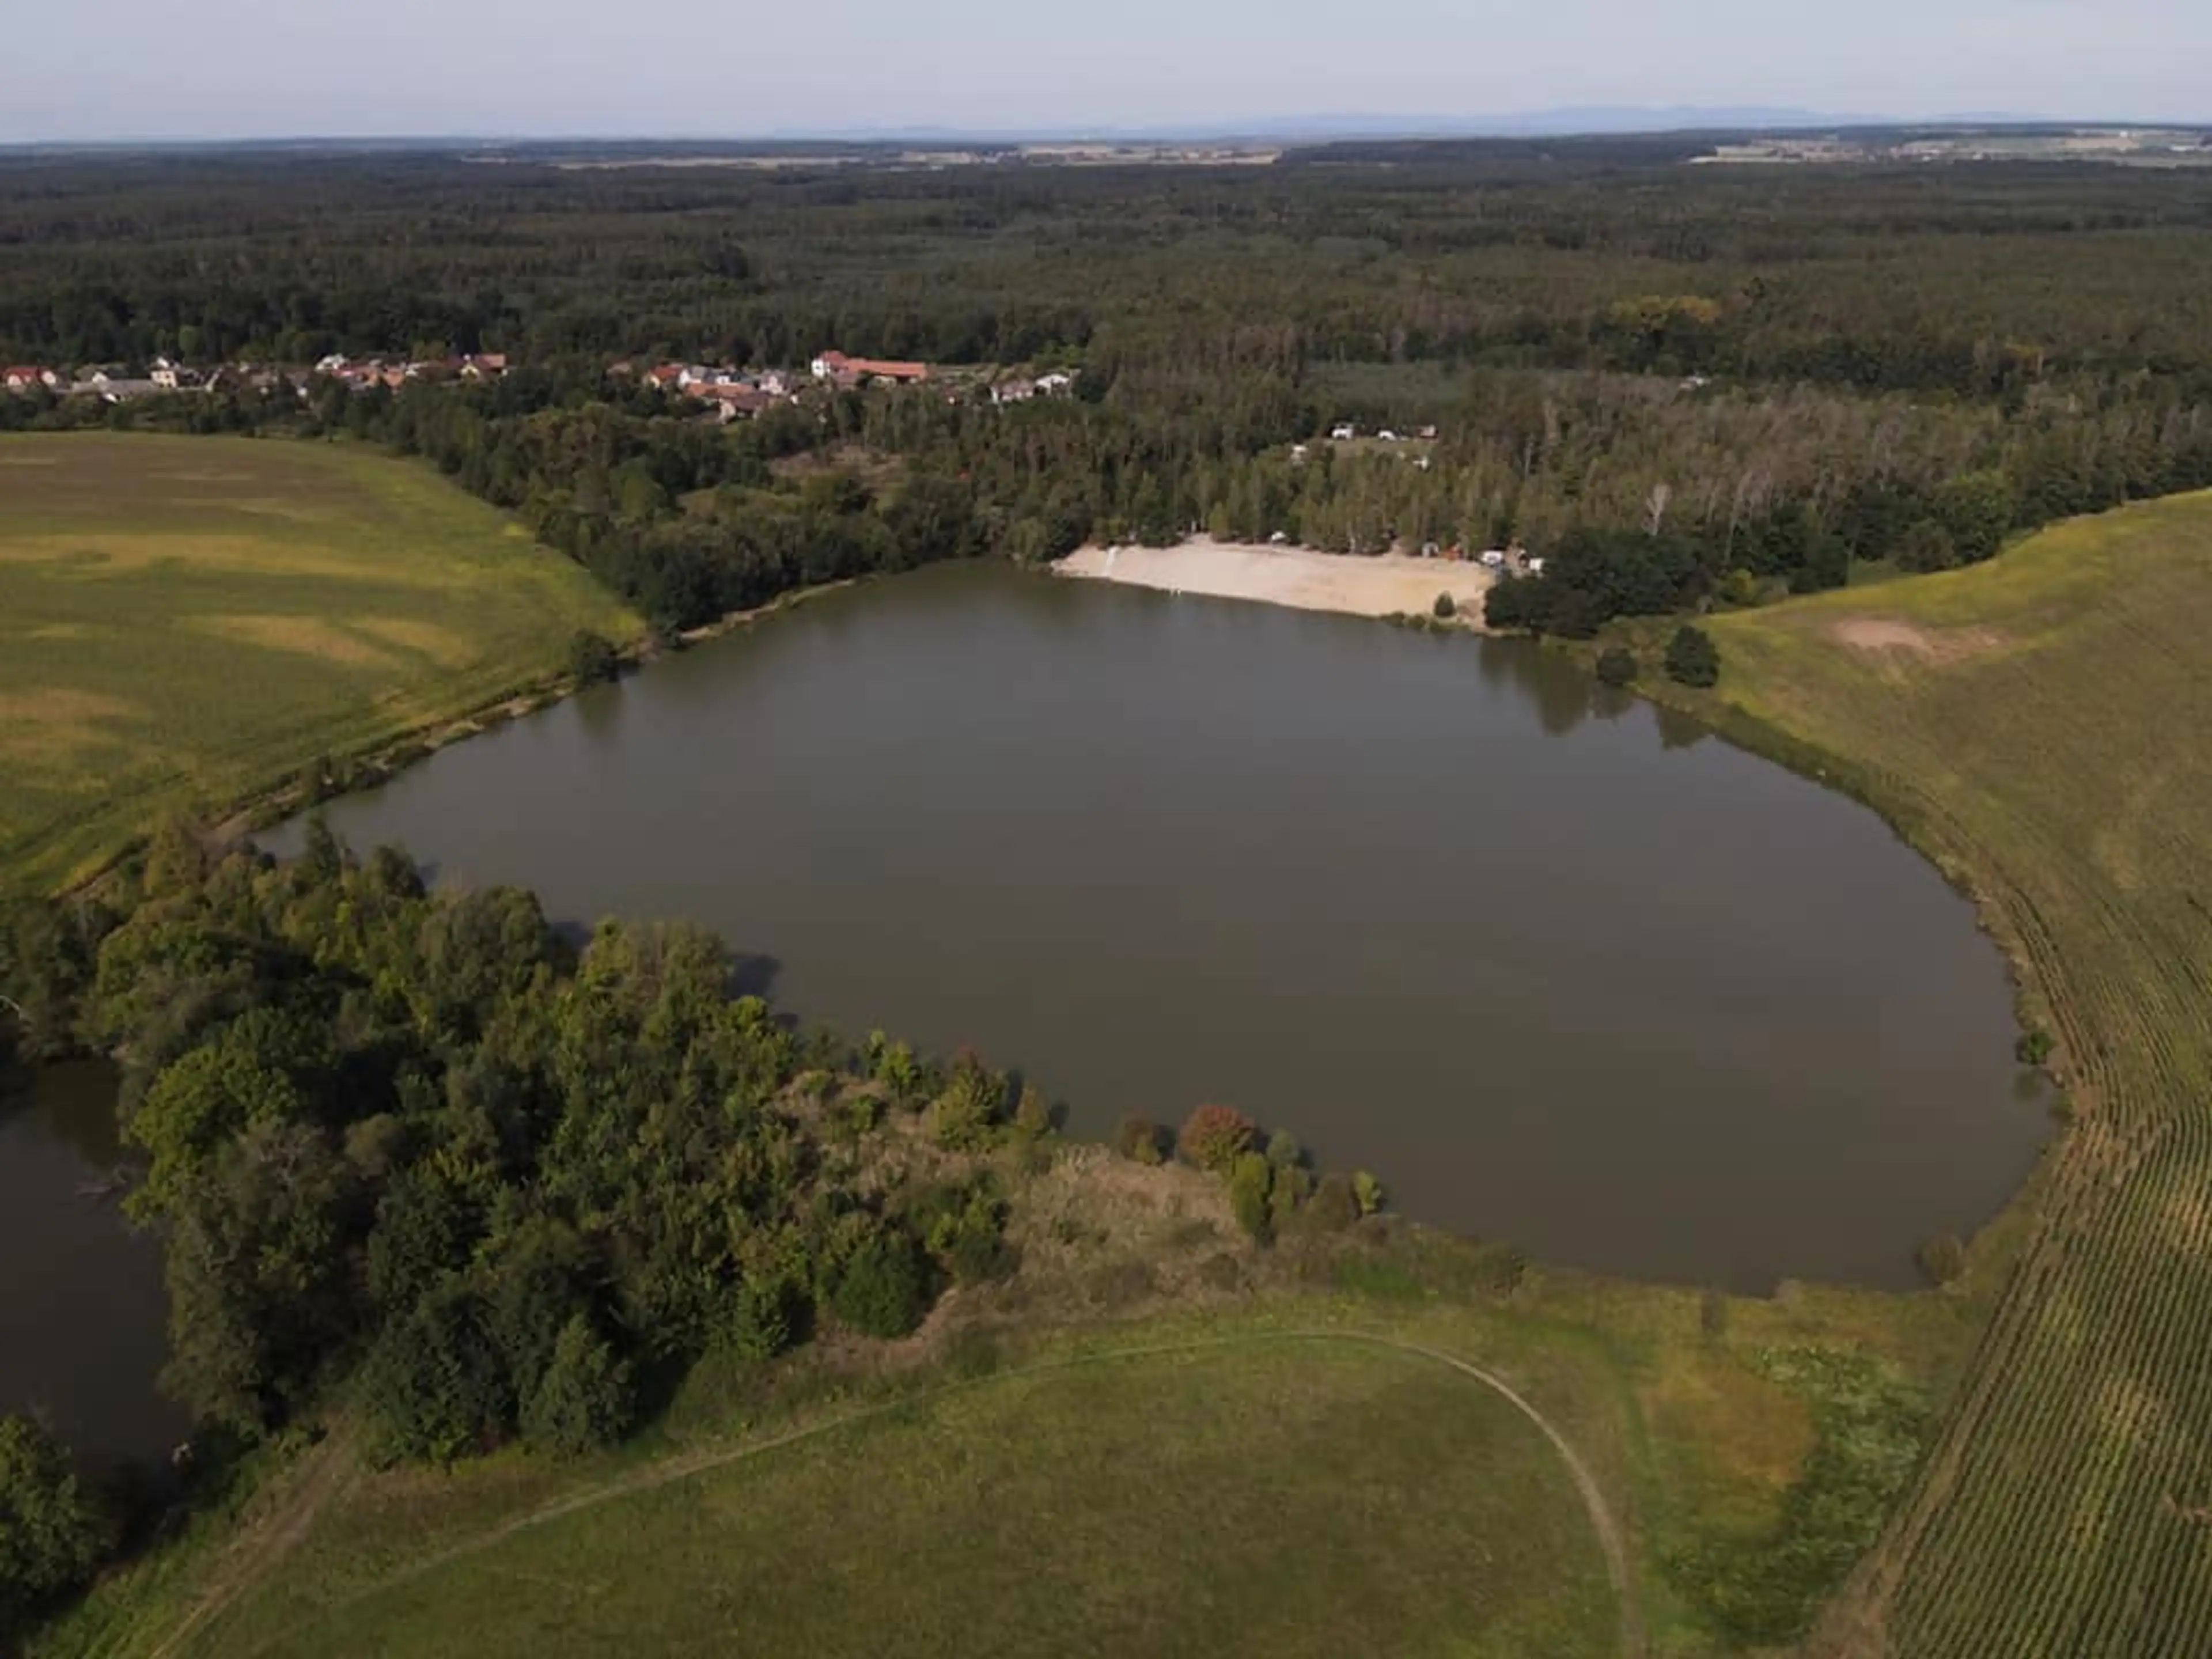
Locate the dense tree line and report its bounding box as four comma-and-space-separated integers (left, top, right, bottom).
2, 825, 1043, 1476
5, 147, 2212, 632
5, 147, 2212, 396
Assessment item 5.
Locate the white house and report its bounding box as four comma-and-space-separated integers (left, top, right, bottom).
1330, 423, 1356, 440
1035, 371, 1075, 395
1479, 549, 1508, 569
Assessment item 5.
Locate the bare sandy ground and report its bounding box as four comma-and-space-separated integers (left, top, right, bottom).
1057, 541, 1495, 626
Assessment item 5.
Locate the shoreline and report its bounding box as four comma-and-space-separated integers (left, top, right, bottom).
1056, 540, 1495, 627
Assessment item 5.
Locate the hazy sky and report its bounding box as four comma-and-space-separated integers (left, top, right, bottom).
7, 0, 2207, 142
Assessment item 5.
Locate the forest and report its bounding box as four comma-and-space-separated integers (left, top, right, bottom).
0, 825, 1357, 1638
5, 146, 2212, 632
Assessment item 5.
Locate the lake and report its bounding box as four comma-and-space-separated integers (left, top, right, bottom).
275, 563, 2048, 1291
0, 1060, 183, 1465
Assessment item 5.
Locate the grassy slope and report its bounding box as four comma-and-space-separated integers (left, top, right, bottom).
0, 433, 638, 891
1697, 493, 2212, 1656
56, 1324, 1628, 1659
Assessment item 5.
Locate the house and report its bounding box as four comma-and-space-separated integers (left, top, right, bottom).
990, 378, 1036, 405
756, 370, 792, 397
459, 353, 509, 380
149, 356, 182, 389
810, 350, 930, 387
1525, 556, 1546, 575
1330, 423, 1356, 440
693, 382, 778, 423
1479, 549, 1508, 569
1035, 371, 1075, 395
2, 366, 52, 392
1418, 424, 1439, 440
1378, 429, 1400, 442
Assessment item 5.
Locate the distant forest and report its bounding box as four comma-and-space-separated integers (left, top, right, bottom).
4, 142, 2211, 631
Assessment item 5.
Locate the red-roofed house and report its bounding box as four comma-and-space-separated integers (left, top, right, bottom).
3, 366, 55, 391
810, 350, 930, 388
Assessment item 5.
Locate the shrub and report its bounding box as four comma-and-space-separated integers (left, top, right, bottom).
1310, 1172, 1361, 1230
927, 1052, 1007, 1149
1664, 625, 1721, 688
1113, 1114, 1165, 1164
0, 1416, 115, 1642
1180, 1103, 1256, 1174
566, 629, 620, 687
522, 1315, 635, 1459
359, 1285, 513, 1466
1012, 1084, 1052, 1139
831, 1232, 930, 1339
1916, 1234, 1968, 1287
2017, 1028, 2055, 1066
1596, 646, 1638, 687
1351, 1170, 1385, 1217
1264, 1128, 1304, 1169
1229, 1154, 1275, 1242
1432, 591, 1457, 619
1897, 520, 1957, 573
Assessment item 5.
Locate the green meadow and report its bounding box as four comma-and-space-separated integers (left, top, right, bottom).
0, 433, 636, 890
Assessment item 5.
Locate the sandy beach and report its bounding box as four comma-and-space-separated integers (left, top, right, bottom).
1056, 541, 1495, 626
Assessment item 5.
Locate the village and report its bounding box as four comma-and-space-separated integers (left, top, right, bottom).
1, 350, 1531, 574
0, 349, 1079, 425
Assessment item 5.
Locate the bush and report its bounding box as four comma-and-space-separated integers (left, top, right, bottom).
1113, 1114, 1165, 1164
566, 629, 620, 687
1664, 625, 1721, 688
1179, 1103, 1256, 1174
1351, 1171, 1385, 1217
1596, 646, 1638, 687
831, 1232, 930, 1339
522, 1315, 635, 1459
1309, 1172, 1361, 1230
1916, 1234, 1968, 1287
1897, 519, 1957, 573
927, 1051, 1007, 1149
359, 1285, 513, 1466
2017, 1028, 2055, 1066
1432, 591, 1456, 619
0, 1415, 115, 1642
1229, 1153, 1275, 1243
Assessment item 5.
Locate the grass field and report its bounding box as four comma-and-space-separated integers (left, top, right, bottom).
1688, 493, 2212, 1654
50, 1323, 1633, 1659
0, 433, 637, 891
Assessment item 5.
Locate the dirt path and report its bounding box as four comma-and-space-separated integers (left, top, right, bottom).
146, 1430, 359, 1659
192, 1332, 1639, 1659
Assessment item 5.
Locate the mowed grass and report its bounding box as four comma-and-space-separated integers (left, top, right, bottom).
138, 1339, 1619, 1659
0, 434, 637, 890
1697, 493, 2212, 1656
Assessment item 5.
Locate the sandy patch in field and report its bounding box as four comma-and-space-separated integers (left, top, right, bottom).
1828, 616, 2004, 663
191, 613, 399, 670
1058, 541, 1495, 624
0, 689, 146, 762
351, 616, 479, 668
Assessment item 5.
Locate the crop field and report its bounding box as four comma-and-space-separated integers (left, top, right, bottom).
56, 1331, 1626, 1659
1703, 493, 2212, 1654
0, 433, 637, 891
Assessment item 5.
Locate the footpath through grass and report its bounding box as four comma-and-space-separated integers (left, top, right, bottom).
1694, 492, 2212, 1656
70, 1328, 1625, 1659
0, 433, 637, 891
